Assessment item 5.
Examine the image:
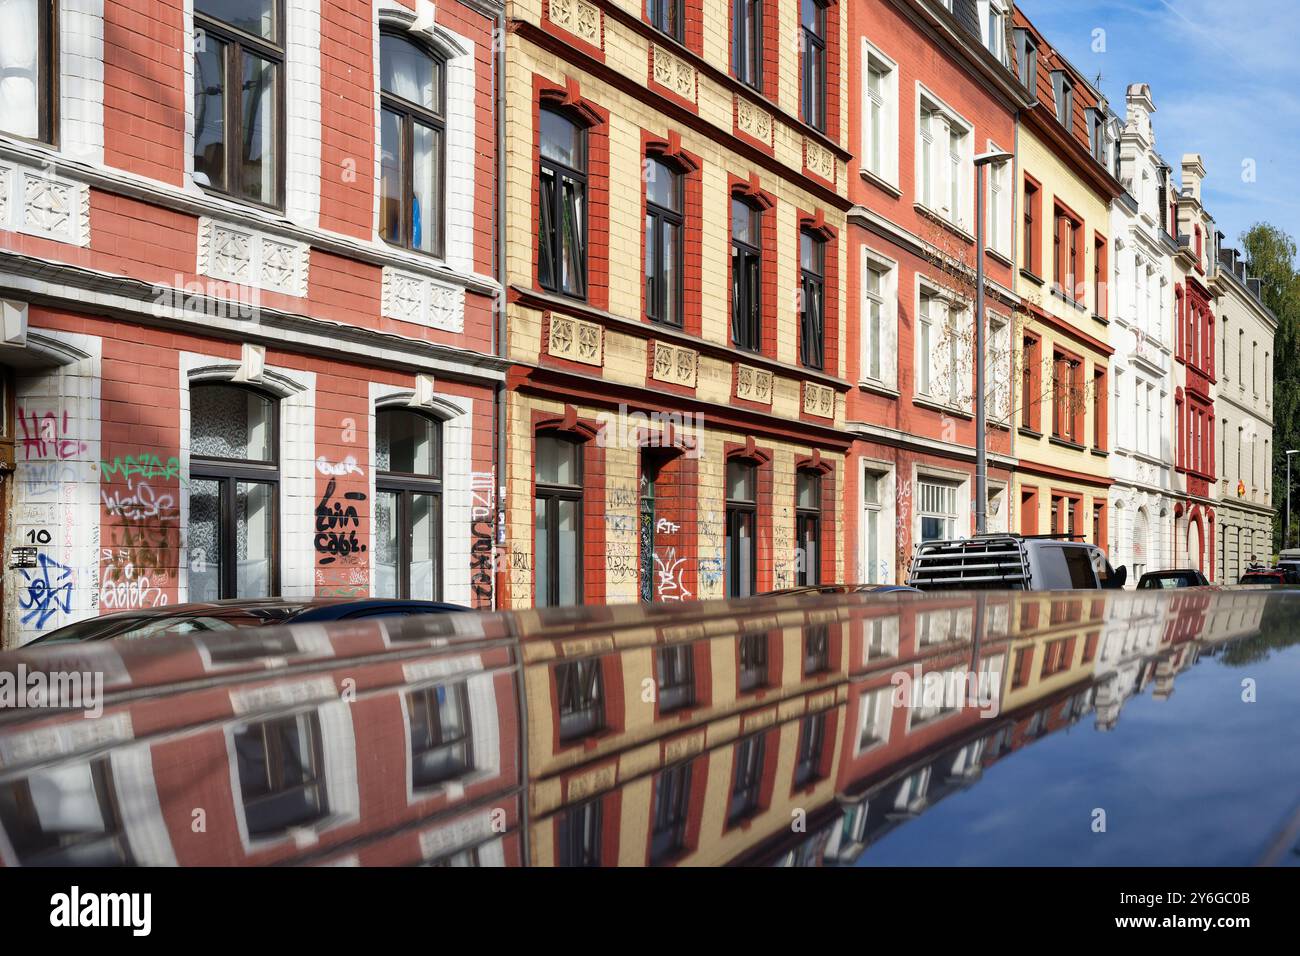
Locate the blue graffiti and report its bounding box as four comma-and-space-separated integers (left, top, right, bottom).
19, 553, 74, 629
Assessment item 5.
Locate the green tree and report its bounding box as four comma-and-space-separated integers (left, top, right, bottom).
1241, 223, 1300, 552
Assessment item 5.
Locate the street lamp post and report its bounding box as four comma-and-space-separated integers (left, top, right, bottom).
973, 150, 1014, 535
1286, 449, 1298, 551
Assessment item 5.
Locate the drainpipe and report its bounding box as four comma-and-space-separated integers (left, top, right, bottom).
492, 0, 508, 617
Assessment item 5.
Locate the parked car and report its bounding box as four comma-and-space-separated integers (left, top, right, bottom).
1239, 570, 1286, 586
1136, 569, 1210, 589
765, 584, 922, 596
907, 534, 1126, 591
21, 598, 472, 645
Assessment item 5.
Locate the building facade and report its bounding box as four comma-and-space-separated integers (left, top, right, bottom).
0, 0, 506, 647
1212, 244, 1276, 582
498, 0, 853, 608
1170, 154, 1218, 575
1009, 10, 1123, 551
1106, 83, 1178, 580
842, 0, 1027, 586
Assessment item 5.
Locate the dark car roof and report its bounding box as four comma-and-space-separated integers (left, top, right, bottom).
2, 590, 1298, 866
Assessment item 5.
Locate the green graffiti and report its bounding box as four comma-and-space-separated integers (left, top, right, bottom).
99, 454, 182, 484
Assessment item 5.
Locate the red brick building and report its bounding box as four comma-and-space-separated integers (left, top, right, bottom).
843, 0, 1030, 584
0, 0, 506, 645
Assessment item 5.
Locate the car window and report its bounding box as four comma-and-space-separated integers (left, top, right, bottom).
1064, 548, 1097, 588
1034, 546, 1094, 589
117, 616, 245, 640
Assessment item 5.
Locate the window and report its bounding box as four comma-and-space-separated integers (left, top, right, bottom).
0, 0, 54, 142
558, 799, 601, 867
1092, 502, 1104, 549
862, 471, 883, 583
645, 158, 684, 327
986, 157, 1011, 256
638, 452, 659, 602
918, 289, 963, 407
378, 32, 446, 256
1021, 333, 1041, 430
918, 97, 970, 228
407, 683, 471, 787
1051, 70, 1073, 129
0, 760, 129, 865
1053, 206, 1082, 302
189, 384, 278, 601
728, 734, 765, 824
374, 409, 442, 600
983, 0, 1007, 61
648, 0, 683, 41
861, 48, 897, 182
1092, 367, 1106, 450
1093, 234, 1107, 318
1086, 108, 1102, 162
193, 0, 284, 207
738, 632, 768, 691
1022, 177, 1041, 276
862, 258, 888, 383
800, 0, 827, 131
539, 108, 588, 299
1253, 341, 1258, 394
732, 0, 763, 91
793, 712, 827, 786
799, 230, 825, 369
649, 763, 691, 863
803, 624, 830, 674
731, 198, 762, 352
918, 479, 957, 542
656, 643, 695, 713
556, 658, 604, 742
988, 314, 1010, 421
535, 434, 583, 607
856, 687, 892, 752
233, 712, 327, 837
1051, 352, 1081, 443
725, 458, 757, 597
796, 469, 821, 585
1014, 27, 1037, 92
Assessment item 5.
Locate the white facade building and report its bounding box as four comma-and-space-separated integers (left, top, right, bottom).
1107, 84, 1179, 580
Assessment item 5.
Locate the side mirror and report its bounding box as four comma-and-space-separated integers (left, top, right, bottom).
1106, 565, 1128, 589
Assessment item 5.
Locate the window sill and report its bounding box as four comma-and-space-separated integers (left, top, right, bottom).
1049, 436, 1086, 452
1020, 268, 1045, 286
1092, 313, 1109, 326
1050, 286, 1088, 312
985, 248, 1012, 269
859, 168, 902, 198
913, 203, 975, 244
1018, 426, 1043, 441
913, 395, 972, 419
1090, 447, 1110, 458
858, 379, 900, 399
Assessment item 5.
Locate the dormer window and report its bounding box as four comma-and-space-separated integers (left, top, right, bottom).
1051, 70, 1073, 128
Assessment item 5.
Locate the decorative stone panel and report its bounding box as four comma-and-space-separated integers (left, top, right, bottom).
547, 313, 603, 366
548, 0, 602, 47
0, 161, 91, 246
652, 45, 697, 102
652, 341, 698, 388
735, 97, 773, 146
198, 217, 310, 297
736, 364, 774, 405
803, 382, 835, 419
804, 138, 836, 184
381, 267, 465, 333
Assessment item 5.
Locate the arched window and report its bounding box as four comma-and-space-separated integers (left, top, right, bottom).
535, 433, 583, 606
725, 458, 757, 597
193, 0, 284, 207
189, 383, 279, 600
539, 108, 588, 299
374, 408, 442, 600
0, 0, 55, 143
379, 31, 446, 256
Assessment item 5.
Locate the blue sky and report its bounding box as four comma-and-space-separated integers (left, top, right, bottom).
1017, 0, 1300, 259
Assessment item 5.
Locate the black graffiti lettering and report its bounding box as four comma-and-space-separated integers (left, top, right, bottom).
315, 478, 367, 566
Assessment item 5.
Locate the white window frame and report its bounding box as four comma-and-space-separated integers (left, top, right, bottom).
916, 476, 959, 543
984, 144, 1011, 257
855, 687, 893, 755
916, 277, 971, 411
980, 0, 1008, 63
860, 40, 899, 187
860, 245, 898, 389
987, 311, 1010, 423
916, 86, 973, 231
860, 461, 896, 585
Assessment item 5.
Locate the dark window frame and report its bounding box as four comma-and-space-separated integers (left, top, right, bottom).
538, 107, 589, 300
645, 157, 685, 327
233, 711, 328, 838
378, 30, 448, 258
535, 433, 585, 607
795, 469, 822, 586
732, 0, 764, 92
738, 632, 768, 691
0, 759, 129, 865
556, 657, 604, 742
728, 733, 766, 824
799, 0, 827, 131
799, 229, 825, 370
649, 762, 692, 863
193, 0, 287, 210
1015, 28, 1037, 92
648, 0, 684, 42
657, 642, 695, 712
558, 798, 602, 866
407, 682, 471, 788
2, 0, 58, 146
793, 712, 827, 786
725, 458, 758, 598
375, 408, 443, 601
189, 382, 281, 600
731, 197, 763, 353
